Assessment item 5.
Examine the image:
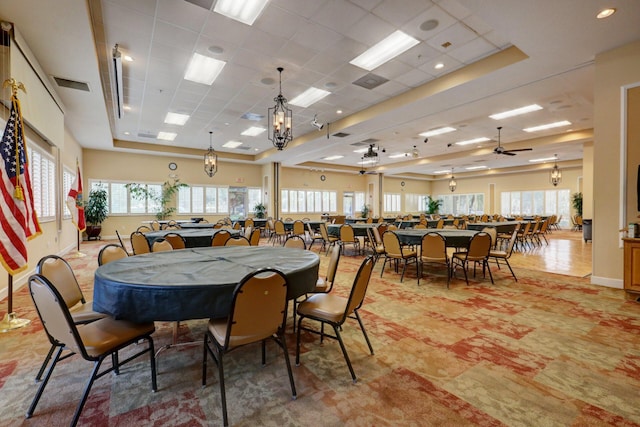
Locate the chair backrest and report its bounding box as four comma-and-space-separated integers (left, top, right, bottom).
503, 229, 519, 257
366, 217, 373, 223
152, 238, 174, 252
212, 230, 231, 246
414, 224, 426, 229
283, 235, 306, 249
319, 222, 331, 241
233, 222, 241, 230
339, 224, 356, 242
377, 217, 383, 223
130, 231, 150, 255
436, 219, 444, 229
36, 255, 84, 308
377, 223, 388, 235
244, 218, 254, 228
29, 274, 85, 357
225, 236, 251, 246
382, 231, 402, 256
481, 226, 497, 248
213, 223, 223, 229
98, 244, 128, 266
371, 226, 383, 245
466, 232, 492, 260
519, 221, 531, 235
150, 220, 161, 231
387, 224, 398, 231
164, 232, 186, 249
244, 226, 253, 239
344, 256, 375, 318
249, 228, 261, 246
136, 225, 152, 233
223, 269, 288, 349
421, 232, 447, 260
325, 243, 341, 284
292, 220, 305, 235
274, 220, 286, 235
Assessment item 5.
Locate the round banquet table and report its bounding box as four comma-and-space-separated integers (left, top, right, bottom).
93, 246, 319, 323
143, 228, 239, 248
394, 229, 478, 247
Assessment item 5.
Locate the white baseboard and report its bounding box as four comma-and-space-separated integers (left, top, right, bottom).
591, 275, 624, 289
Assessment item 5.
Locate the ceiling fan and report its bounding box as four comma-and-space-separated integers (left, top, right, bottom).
493, 126, 532, 156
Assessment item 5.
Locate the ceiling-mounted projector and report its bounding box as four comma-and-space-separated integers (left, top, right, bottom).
311, 114, 324, 130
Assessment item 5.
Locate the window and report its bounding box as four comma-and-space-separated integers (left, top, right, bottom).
437, 193, 484, 215
28, 146, 56, 220
62, 167, 74, 218
384, 193, 401, 213
354, 192, 365, 213
501, 189, 570, 224
178, 185, 229, 214
89, 180, 162, 215
281, 189, 337, 213
405, 193, 429, 213
247, 188, 262, 212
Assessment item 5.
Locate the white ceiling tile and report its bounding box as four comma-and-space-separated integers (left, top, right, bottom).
402, 4, 458, 41
448, 37, 497, 63
201, 12, 253, 46
156, 0, 208, 32
276, 40, 320, 69
152, 21, 199, 51
462, 14, 493, 36
254, 3, 307, 40
345, 13, 395, 45
437, 0, 472, 20
426, 22, 478, 52
311, 0, 368, 34
241, 29, 289, 57
483, 31, 511, 49
291, 23, 343, 51
372, 0, 434, 27
272, 0, 327, 19
395, 68, 434, 87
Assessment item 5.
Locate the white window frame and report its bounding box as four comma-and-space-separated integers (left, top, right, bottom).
281, 189, 337, 213
178, 185, 229, 214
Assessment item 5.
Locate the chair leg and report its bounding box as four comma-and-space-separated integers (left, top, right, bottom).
276, 331, 297, 399
504, 259, 517, 282
72, 359, 104, 427
485, 260, 494, 284
333, 325, 357, 383
34, 344, 55, 382
27, 346, 64, 419
217, 349, 228, 427
354, 311, 374, 355
295, 317, 303, 366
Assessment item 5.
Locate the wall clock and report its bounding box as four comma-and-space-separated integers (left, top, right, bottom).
401, 181, 405, 186
320, 174, 326, 181
168, 162, 177, 171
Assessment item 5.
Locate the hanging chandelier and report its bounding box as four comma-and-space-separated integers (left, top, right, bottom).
363, 144, 379, 166
267, 67, 292, 150
204, 131, 218, 177
550, 154, 562, 186
449, 168, 457, 192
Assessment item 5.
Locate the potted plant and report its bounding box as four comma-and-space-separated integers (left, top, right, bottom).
254, 202, 266, 219
425, 196, 443, 215
84, 186, 108, 240
572, 192, 583, 217
361, 204, 370, 219
126, 179, 188, 220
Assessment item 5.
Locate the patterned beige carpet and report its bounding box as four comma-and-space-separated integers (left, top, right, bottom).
1, 239, 639, 426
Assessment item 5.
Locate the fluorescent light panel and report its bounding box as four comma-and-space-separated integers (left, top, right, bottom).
388, 153, 406, 159
465, 165, 487, 170
223, 141, 243, 148
164, 112, 190, 126
289, 87, 331, 108
353, 147, 376, 154
489, 104, 542, 120
523, 120, 571, 132
419, 127, 456, 137
433, 170, 450, 174
324, 155, 343, 161
241, 126, 266, 136
455, 137, 490, 146
184, 53, 226, 85
213, 0, 269, 25
360, 158, 378, 165
529, 156, 557, 163
157, 132, 177, 141
350, 30, 419, 71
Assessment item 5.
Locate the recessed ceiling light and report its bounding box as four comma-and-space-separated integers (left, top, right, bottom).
529, 156, 557, 163
223, 141, 243, 148
420, 19, 439, 31
596, 8, 616, 19
164, 112, 190, 126
184, 53, 226, 85
208, 45, 224, 54
419, 127, 456, 137
388, 153, 407, 159
465, 165, 487, 170
336, 110, 343, 114
455, 137, 490, 146
213, 0, 269, 25
434, 63, 444, 70
350, 30, 420, 71
123, 131, 130, 135
523, 120, 571, 132
489, 104, 543, 120
324, 155, 344, 161
289, 87, 331, 108
157, 132, 177, 141
241, 126, 266, 136
433, 170, 450, 174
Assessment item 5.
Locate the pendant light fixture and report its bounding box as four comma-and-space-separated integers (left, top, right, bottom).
268, 67, 292, 150
204, 131, 218, 177
449, 168, 457, 192
549, 154, 562, 186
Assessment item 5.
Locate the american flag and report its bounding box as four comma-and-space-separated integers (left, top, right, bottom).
0, 96, 41, 275
66, 163, 86, 232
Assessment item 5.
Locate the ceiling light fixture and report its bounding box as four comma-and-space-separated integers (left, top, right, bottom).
324, 155, 343, 161
363, 144, 379, 166
164, 112, 190, 126
433, 170, 450, 174
465, 165, 487, 170
419, 126, 456, 138
184, 53, 226, 85
289, 87, 330, 108
241, 126, 266, 136
411, 145, 419, 158
204, 131, 218, 177
157, 132, 177, 141
523, 120, 571, 132
222, 141, 243, 148
112, 44, 124, 119
596, 8, 616, 19
489, 104, 542, 120
528, 156, 558, 163
434, 63, 444, 69
455, 137, 490, 146
268, 67, 293, 150
449, 168, 457, 192
350, 30, 419, 71
213, 0, 269, 25
550, 154, 562, 186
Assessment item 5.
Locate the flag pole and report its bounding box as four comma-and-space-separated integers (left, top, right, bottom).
67, 159, 86, 258
1, 273, 31, 333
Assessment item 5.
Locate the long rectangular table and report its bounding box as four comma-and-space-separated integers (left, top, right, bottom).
394, 229, 478, 247
467, 221, 523, 233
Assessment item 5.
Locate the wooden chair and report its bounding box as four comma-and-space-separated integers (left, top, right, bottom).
452, 232, 493, 285
224, 235, 250, 246
27, 274, 156, 427
306, 222, 323, 251
211, 230, 231, 246
164, 232, 187, 249
283, 235, 306, 249
130, 231, 150, 255
272, 220, 287, 245
296, 256, 375, 383
249, 228, 261, 246
318, 222, 339, 255
367, 227, 385, 263
380, 231, 417, 282
150, 220, 161, 231
202, 269, 296, 426
151, 238, 174, 252
339, 224, 360, 255
34, 255, 107, 382
418, 232, 450, 287
292, 220, 306, 239
97, 244, 128, 266
489, 229, 519, 282
136, 225, 152, 233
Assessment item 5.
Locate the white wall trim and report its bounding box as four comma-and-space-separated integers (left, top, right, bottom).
591, 275, 624, 289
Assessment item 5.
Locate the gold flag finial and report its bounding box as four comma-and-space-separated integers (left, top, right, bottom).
3, 78, 26, 97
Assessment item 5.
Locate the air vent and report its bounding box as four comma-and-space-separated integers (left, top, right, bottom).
138, 132, 157, 139
184, 0, 214, 10
332, 132, 350, 138
236, 146, 252, 150
352, 73, 389, 90
241, 112, 264, 121
53, 76, 90, 92
360, 138, 379, 144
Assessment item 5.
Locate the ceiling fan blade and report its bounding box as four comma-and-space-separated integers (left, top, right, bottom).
501, 151, 517, 156
504, 148, 533, 153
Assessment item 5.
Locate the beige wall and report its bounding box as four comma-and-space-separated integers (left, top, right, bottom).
593, 39, 640, 287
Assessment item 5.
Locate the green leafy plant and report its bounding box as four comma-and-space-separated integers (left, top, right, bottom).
361, 204, 370, 218
425, 196, 443, 215
254, 202, 266, 219
572, 192, 583, 217
84, 186, 108, 226
126, 179, 188, 220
